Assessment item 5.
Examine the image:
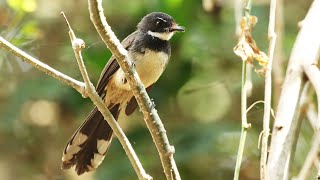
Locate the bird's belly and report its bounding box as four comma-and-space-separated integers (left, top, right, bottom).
133, 50, 169, 87
113, 49, 169, 90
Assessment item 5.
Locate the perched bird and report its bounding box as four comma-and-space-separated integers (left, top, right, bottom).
61, 12, 185, 175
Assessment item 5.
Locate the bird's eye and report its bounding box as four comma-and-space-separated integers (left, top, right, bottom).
156, 20, 163, 26
155, 17, 167, 26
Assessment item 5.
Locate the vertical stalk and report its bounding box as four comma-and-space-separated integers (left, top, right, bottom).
261, 0, 277, 179
233, 1, 252, 178
234, 61, 250, 180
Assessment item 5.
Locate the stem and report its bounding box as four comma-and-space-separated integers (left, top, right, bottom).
272, 0, 284, 106
304, 65, 320, 127
245, 0, 252, 17
234, 61, 250, 180
241, 62, 249, 128
234, 0, 243, 37
261, 0, 277, 179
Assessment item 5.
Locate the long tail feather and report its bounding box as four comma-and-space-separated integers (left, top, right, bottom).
62, 104, 120, 175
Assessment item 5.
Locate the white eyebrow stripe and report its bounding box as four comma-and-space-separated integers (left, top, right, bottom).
157, 17, 167, 22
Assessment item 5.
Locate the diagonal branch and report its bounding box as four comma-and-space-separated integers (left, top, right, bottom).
293, 130, 320, 180
303, 65, 320, 125
0, 36, 85, 94
87, 0, 180, 180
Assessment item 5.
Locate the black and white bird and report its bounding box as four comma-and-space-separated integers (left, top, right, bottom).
61, 12, 184, 175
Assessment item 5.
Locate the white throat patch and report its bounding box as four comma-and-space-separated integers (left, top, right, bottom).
147, 30, 174, 41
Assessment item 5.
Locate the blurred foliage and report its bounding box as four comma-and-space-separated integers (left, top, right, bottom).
7, 0, 37, 13
0, 0, 317, 179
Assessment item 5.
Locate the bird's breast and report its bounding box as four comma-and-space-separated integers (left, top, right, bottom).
113, 49, 169, 90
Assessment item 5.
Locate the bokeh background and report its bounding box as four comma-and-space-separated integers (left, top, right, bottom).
0, 0, 316, 179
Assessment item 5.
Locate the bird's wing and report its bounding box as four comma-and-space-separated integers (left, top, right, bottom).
125, 84, 153, 115
96, 31, 139, 97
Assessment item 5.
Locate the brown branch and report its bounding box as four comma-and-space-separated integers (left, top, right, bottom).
266, 0, 320, 179
87, 0, 180, 180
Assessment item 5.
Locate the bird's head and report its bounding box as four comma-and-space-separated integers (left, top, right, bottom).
137, 12, 185, 41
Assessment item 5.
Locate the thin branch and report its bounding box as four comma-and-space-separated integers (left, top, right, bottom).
234, 61, 251, 180
61, 12, 93, 92
233, 0, 253, 179
303, 65, 320, 126
234, 0, 254, 98
293, 130, 320, 180
267, 0, 320, 179
260, 0, 277, 179
246, 100, 264, 114
234, 0, 243, 37
0, 36, 85, 94
306, 106, 320, 131
244, 0, 252, 17
246, 100, 276, 120
272, 0, 284, 106
246, 64, 253, 97
60, 12, 152, 180
87, 0, 180, 179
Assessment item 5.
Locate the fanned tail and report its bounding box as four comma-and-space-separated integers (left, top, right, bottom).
61, 104, 120, 175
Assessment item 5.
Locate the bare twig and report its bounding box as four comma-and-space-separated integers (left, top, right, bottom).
60, 12, 152, 180
234, 0, 243, 37
306, 106, 320, 131
61, 12, 93, 94
272, 0, 284, 106
246, 64, 253, 97
246, 100, 264, 114
267, 0, 320, 179
303, 65, 320, 125
0, 36, 85, 94
87, 0, 180, 179
234, 61, 251, 180
260, 0, 277, 179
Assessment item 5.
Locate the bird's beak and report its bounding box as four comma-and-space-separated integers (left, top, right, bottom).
169, 23, 185, 32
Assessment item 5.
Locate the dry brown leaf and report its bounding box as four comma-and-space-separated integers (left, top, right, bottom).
233, 16, 269, 75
